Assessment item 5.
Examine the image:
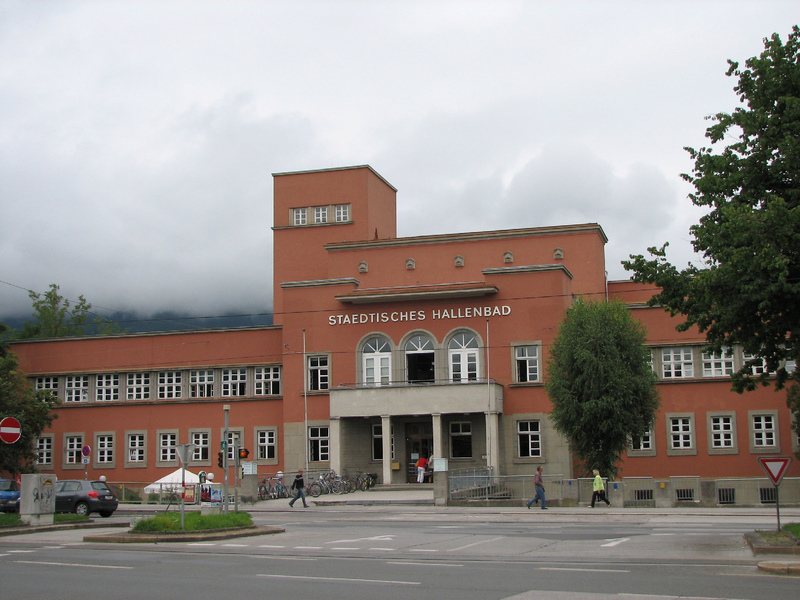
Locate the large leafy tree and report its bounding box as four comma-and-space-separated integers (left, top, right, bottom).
0, 324, 60, 476
546, 299, 659, 479
623, 28, 800, 451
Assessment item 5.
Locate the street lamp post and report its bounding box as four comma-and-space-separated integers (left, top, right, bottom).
223, 404, 230, 514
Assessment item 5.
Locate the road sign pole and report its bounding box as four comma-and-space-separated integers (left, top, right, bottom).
757, 456, 792, 532
223, 405, 230, 515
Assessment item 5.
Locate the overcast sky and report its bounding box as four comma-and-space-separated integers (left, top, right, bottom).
1, 1, 796, 324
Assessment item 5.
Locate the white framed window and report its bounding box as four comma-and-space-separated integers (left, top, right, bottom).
257, 429, 277, 461
65, 375, 89, 403
159, 432, 177, 463
405, 334, 435, 383
335, 204, 350, 222
363, 335, 391, 386
450, 421, 473, 458
225, 430, 244, 462
158, 371, 183, 399
96, 374, 119, 402
127, 433, 146, 463
449, 332, 479, 382
191, 431, 210, 461
96, 435, 114, 464
127, 373, 151, 400
308, 355, 329, 391
293, 207, 307, 226
222, 368, 247, 396
314, 206, 328, 223
515, 345, 540, 383
702, 348, 734, 377
662, 347, 694, 379
752, 413, 777, 449
629, 429, 654, 453
65, 435, 83, 465
744, 353, 773, 375
371, 422, 395, 461
709, 414, 737, 453
255, 366, 281, 396
309, 426, 329, 462
517, 420, 541, 458
190, 370, 214, 398
36, 376, 58, 394
36, 436, 53, 466
667, 415, 695, 455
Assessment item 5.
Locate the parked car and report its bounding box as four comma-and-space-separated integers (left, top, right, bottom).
0, 479, 20, 512
55, 479, 118, 517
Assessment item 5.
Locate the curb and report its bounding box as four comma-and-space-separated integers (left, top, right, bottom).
757, 561, 800, 576
82, 525, 284, 543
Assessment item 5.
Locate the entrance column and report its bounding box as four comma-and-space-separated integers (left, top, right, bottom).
431, 413, 443, 461
329, 417, 342, 475
485, 411, 500, 473
381, 415, 393, 485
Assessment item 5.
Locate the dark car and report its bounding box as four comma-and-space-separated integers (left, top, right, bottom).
55, 479, 118, 517
0, 479, 20, 512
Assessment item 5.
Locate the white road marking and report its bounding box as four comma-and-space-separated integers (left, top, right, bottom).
15, 560, 133, 570
257, 573, 419, 585
448, 536, 504, 551
539, 567, 631, 573
601, 537, 630, 547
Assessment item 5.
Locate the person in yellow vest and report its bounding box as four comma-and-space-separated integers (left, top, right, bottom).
591, 469, 611, 507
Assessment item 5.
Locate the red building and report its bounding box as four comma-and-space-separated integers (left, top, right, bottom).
9, 165, 799, 497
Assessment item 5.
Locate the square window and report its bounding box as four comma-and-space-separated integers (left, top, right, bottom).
255, 366, 281, 395
127, 373, 151, 400
190, 370, 214, 398
96, 374, 119, 402
222, 368, 247, 396
515, 345, 540, 383
662, 348, 694, 379
65, 376, 89, 403
702, 348, 734, 377
314, 206, 328, 223
158, 371, 183, 399
335, 204, 350, 222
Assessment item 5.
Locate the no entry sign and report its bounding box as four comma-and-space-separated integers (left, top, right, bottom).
0, 417, 21, 444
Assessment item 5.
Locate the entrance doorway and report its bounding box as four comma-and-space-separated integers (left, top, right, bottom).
406, 421, 433, 483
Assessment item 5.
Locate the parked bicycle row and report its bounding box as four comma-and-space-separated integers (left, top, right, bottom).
258, 469, 378, 501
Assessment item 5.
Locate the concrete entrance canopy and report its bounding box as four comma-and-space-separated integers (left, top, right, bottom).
330, 381, 503, 483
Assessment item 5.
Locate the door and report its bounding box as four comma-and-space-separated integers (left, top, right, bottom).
406, 422, 433, 483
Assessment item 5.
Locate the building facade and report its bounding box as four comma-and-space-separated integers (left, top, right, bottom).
9, 165, 799, 488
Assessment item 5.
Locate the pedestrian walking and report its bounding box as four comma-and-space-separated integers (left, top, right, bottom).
526, 465, 547, 509
591, 469, 611, 507
289, 469, 309, 508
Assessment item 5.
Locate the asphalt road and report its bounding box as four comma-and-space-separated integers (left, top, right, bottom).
1, 505, 798, 600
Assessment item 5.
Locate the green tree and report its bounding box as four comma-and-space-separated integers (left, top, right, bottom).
623, 27, 800, 453
0, 335, 60, 475
546, 299, 659, 479
13, 283, 122, 339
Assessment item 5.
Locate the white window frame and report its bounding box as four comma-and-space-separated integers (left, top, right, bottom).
158, 432, 178, 464
363, 336, 392, 386
64, 434, 83, 467
127, 372, 151, 400
127, 433, 146, 465
158, 371, 183, 399
309, 426, 329, 462
65, 375, 89, 403
517, 420, 541, 458
257, 429, 277, 461
254, 366, 281, 396
314, 206, 328, 223
708, 413, 738, 455
666, 414, 696, 456
96, 374, 119, 402
335, 204, 350, 222
662, 347, 694, 379
293, 207, 307, 226
702, 348, 734, 377
449, 421, 473, 459
96, 434, 114, 465
191, 431, 210, 462
514, 344, 540, 383
36, 435, 53, 466
449, 332, 480, 382
308, 355, 330, 391
750, 411, 779, 452
222, 368, 247, 397
628, 428, 655, 456
190, 370, 214, 398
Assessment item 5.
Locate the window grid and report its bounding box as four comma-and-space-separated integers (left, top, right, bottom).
96, 374, 119, 402
158, 371, 183, 399
711, 416, 734, 448
662, 348, 694, 379
309, 426, 329, 462
65, 435, 83, 464
97, 435, 114, 463
335, 204, 350, 222
127, 373, 151, 400
517, 420, 541, 457
192, 432, 210, 461
308, 356, 329, 391
753, 415, 776, 447
450, 421, 473, 458
670, 417, 693, 449
36, 436, 53, 465
515, 345, 540, 383
222, 368, 247, 396
65, 375, 89, 403
190, 370, 214, 398
36, 377, 59, 393
254, 366, 281, 396
160, 433, 177, 462
314, 206, 328, 223
702, 349, 734, 377
128, 434, 145, 463
630, 430, 653, 451
258, 430, 277, 460
293, 208, 307, 226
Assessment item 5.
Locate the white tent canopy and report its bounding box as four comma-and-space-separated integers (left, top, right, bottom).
144, 468, 200, 494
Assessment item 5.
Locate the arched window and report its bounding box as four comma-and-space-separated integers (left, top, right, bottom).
448, 332, 479, 382
405, 334, 435, 383
362, 335, 392, 386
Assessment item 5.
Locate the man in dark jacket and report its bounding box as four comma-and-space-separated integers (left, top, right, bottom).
289, 469, 309, 508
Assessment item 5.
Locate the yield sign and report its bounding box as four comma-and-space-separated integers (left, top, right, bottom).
0, 417, 21, 444
758, 456, 793, 485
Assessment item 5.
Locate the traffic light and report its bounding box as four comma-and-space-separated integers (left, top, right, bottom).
239, 448, 250, 460
217, 451, 224, 468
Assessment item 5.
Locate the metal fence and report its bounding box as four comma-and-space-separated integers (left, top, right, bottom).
447, 472, 800, 508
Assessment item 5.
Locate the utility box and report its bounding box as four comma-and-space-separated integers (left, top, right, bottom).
20, 474, 57, 526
